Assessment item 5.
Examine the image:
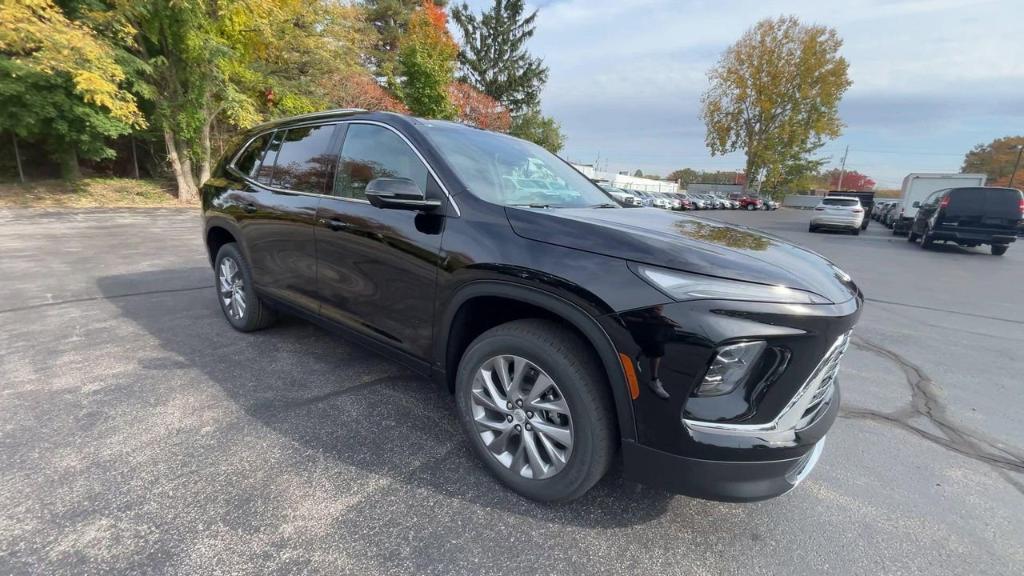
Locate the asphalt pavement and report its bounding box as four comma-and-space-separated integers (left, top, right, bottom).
1, 206, 1022, 575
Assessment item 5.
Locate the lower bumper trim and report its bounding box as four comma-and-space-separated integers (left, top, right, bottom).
621, 438, 826, 502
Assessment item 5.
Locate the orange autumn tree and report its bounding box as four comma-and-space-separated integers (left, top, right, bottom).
449, 82, 510, 131
397, 1, 457, 119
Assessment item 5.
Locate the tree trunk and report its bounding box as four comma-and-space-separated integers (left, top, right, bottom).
163, 129, 199, 203
59, 146, 81, 181
199, 117, 212, 186
11, 133, 25, 183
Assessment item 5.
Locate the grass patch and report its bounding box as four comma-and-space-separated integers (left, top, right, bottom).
0, 178, 188, 208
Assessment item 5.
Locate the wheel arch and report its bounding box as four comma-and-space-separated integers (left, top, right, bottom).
437, 281, 638, 442
204, 217, 245, 267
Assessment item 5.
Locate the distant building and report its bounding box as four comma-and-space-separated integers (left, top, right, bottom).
571, 164, 677, 193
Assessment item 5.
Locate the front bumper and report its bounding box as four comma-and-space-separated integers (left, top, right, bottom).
602, 292, 860, 501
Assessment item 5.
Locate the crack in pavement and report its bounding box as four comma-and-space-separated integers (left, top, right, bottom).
0, 285, 214, 315
841, 335, 1024, 494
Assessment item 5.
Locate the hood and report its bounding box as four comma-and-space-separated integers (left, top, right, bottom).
506, 207, 858, 304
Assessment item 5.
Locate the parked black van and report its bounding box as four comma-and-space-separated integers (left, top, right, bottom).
908, 187, 1023, 255
201, 109, 863, 502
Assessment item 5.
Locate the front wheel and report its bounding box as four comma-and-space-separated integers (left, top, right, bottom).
454, 319, 616, 503
746, 204, 755, 211
992, 244, 1009, 256
214, 243, 276, 332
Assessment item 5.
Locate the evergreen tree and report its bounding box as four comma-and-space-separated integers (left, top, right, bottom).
450, 0, 548, 116
365, 0, 447, 82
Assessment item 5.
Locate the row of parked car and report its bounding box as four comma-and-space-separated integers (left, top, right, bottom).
600, 186, 779, 211
872, 200, 903, 229
811, 187, 1022, 256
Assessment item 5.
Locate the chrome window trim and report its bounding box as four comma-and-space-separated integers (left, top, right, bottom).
335, 120, 460, 216
227, 119, 460, 216
682, 331, 851, 447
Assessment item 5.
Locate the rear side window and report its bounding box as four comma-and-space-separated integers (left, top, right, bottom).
269, 125, 337, 194
823, 198, 859, 207
334, 124, 428, 200
948, 187, 1023, 216
232, 133, 270, 177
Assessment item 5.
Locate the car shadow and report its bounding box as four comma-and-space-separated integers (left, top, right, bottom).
97, 268, 674, 528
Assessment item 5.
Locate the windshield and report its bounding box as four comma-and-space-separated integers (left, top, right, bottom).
421, 124, 615, 207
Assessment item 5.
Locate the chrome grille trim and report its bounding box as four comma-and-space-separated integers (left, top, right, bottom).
682, 331, 851, 447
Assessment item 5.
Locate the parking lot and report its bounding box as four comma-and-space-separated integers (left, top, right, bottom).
1, 206, 1022, 575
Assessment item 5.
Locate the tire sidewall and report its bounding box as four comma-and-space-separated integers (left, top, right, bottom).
214, 243, 260, 331
454, 331, 604, 502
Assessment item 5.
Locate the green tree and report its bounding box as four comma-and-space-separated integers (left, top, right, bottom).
666, 168, 699, 185
397, 2, 457, 119
450, 0, 547, 116
364, 0, 446, 83
961, 136, 1024, 187
701, 16, 851, 190
509, 108, 564, 153
0, 0, 144, 178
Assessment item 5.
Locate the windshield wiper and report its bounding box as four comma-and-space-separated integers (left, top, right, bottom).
589, 203, 620, 208
509, 203, 556, 208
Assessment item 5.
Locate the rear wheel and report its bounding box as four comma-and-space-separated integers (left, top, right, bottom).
454, 319, 616, 503
214, 243, 276, 332
992, 244, 1009, 256
746, 204, 755, 211
920, 227, 934, 249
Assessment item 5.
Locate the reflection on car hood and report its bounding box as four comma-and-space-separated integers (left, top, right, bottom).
506, 207, 858, 304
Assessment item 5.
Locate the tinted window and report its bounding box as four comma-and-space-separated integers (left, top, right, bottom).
947, 187, 1023, 217
270, 125, 336, 193
233, 133, 270, 177
335, 124, 428, 200
823, 198, 859, 207
256, 131, 284, 185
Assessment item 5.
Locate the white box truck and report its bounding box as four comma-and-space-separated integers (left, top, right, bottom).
892, 173, 987, 235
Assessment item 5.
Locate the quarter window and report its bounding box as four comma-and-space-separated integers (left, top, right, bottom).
233, 133, 270, 177
255, 131, 284, 185
334, 124, 428, 200
269, 125, 337, 194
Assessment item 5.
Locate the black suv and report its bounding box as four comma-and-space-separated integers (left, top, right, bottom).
908, 186, 1023, 255
202, 110, 863, 502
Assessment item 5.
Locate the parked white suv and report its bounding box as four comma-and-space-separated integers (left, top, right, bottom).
809, 197, 865, 235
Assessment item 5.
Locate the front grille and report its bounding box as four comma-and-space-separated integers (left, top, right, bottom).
796, 332, 850, 429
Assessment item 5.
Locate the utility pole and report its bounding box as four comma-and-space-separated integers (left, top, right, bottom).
1008, 145, 1023, 189
836, 145, 849, 191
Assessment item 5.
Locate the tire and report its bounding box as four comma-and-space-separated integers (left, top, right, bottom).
907, 229, 919, 242
992, 244, 1008, 256
920, 227, 934, 249
746, 204, 755, 211
852, 228, 860, 236
454, 319, 616, 503
214, 243, 276, 332
808, 224, 817, 233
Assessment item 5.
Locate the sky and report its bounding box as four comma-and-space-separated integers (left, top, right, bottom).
455, 0, 1024, 189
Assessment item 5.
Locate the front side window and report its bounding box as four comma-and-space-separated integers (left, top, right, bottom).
421, 123, 614, 208
269, 125, 337, 194
334, 124, 429, 200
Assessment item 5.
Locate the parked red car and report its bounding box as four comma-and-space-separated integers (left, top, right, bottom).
735, 196, 763, 211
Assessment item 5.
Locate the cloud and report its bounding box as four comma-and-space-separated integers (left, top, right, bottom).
455, 0, 1024, 187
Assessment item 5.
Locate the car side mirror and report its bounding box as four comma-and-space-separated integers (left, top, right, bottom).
365, 177, 441, 212
912, 201, 921, 208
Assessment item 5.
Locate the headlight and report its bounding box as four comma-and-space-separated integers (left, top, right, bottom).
696, 341, 766, 396
636, 265, 831, 304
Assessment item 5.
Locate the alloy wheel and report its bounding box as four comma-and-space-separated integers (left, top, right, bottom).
218, 257, 247, 320
470, 355, 574, 480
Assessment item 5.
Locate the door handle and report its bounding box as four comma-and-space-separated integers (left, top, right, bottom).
241, 201, 257, 214
320, 217, 350, 231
